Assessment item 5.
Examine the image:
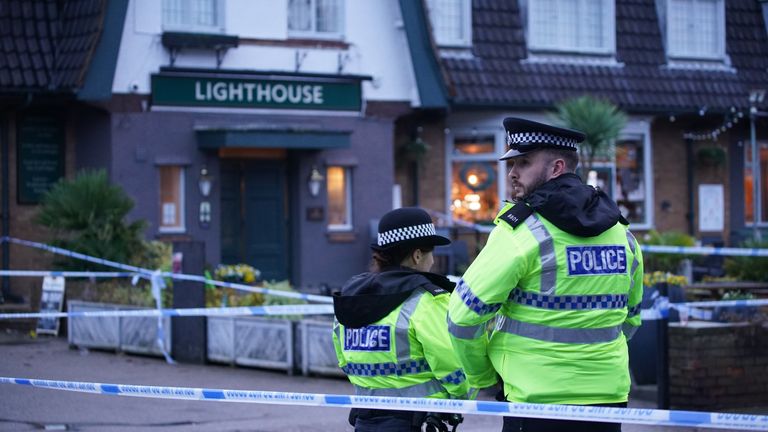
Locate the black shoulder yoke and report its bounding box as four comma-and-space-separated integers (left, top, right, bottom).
499, 203, 533, 229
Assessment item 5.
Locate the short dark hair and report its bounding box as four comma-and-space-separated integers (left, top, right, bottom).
370, 245, 434, 273
539, 147, 579, 173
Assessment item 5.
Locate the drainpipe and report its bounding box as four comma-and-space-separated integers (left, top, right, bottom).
1, 112, 9, 303
685, 137, 695, 236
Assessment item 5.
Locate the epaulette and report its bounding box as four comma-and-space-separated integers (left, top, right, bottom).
498, 203, 533, 229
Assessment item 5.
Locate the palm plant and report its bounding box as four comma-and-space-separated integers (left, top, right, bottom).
35, 169, 149, 271
554, 95, 627, 179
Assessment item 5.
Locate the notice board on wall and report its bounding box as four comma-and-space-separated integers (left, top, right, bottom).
17, 114, 64, 204
699, 184, 724, 232
36, 276, 66, 336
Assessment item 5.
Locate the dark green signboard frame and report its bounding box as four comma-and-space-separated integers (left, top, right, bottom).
17, 114, 64, 204
152, 73, 362, 111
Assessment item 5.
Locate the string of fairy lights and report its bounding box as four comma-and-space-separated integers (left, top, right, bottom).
680, 106, 747, 141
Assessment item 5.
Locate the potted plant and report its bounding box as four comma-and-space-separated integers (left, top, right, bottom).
696, 146, 726, 167
206, 269, 302, 374
554, 95, 627, 181
37, 170, 172, 355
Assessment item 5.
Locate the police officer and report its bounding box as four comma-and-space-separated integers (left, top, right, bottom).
447, 118, 644, 432
333, 207, 471, 432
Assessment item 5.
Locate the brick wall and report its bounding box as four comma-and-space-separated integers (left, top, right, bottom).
669, 322, 768, 410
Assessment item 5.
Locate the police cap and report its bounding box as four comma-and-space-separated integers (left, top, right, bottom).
500, 117, 586, 160
372, 207, 450, 251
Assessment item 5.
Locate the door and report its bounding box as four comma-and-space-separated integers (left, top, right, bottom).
220, 160, 288, 281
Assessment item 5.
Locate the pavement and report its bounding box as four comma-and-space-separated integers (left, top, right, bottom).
0, 329, 761, 432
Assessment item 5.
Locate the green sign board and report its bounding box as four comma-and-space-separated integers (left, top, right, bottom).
17, 114, 64, 204
152, 74, 362, 111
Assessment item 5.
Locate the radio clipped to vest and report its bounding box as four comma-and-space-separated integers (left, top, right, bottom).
498, 203, 534, 229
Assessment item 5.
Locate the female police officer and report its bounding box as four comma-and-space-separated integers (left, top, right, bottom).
333, 207, 471, 431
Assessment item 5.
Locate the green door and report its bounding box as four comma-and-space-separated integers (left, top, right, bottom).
220, 160, 288, 281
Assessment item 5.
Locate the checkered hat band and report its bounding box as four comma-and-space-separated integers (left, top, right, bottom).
506, 131, 577, 149
377, 223, 436, 247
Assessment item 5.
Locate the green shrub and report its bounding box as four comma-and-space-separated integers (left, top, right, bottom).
640, 230, 695, 273
35, 169, 149, 271
36, 170, 173, 306
724, 238, 768, 282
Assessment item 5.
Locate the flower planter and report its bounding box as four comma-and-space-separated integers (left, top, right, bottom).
206, 316, 295, 373
300, 318, 344, 377
67, 300, 171, 357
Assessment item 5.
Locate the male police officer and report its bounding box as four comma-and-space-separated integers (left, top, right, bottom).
447, 118, 643, 432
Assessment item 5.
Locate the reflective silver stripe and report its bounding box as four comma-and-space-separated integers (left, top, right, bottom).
626, 231, 641, 321
353, 379, 444, 397
456, 278, 502, 316
525, 215, 557, 295
446, 314, 486, 340
622, 323, 639, 340
395, 289, 426, 363
495, 316, 622, 344
626, 231, 639, 292
510, 289, 628, 310
333, 319, 341, 341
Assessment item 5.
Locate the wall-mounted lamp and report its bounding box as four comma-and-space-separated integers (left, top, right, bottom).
308, 166, 324, 198
198, 166, 213, 197
198, 166, 213, 229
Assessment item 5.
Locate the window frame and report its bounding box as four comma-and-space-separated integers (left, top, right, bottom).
444, 129, 507, 229
610, 132, 654, 230
743, 140, 768, 227
526, 0, 616, 56
426, 0, 473, 48
326, 165, 353, 232
162, 0, 225, 33
444, 121, 653, 230
288, 0, 345, 41
665, 0, 726, 61
158, 165, 186, 234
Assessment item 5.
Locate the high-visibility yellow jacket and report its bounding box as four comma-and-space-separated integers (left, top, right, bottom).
333, 269, 471, 399
448, 196, 643, 405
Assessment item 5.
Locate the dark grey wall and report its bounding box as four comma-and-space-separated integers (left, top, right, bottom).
75, 107, 112, 173
109, 111, 395, 289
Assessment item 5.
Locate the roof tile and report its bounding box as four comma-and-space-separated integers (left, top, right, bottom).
440, 0, 768, 112
0, 0, 105, 92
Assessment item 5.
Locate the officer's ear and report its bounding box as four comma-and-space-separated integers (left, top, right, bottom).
412, 248, 423, 265
550, 158, 566, 178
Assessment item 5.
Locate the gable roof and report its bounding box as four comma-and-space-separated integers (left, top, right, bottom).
0, 0, 107, 94
438, 0, 768, 113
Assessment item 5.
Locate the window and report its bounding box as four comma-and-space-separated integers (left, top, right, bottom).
426, 0, 472, 47
666, 0, 725, 60
162, 0, 224, 32
327, 166, 352, 230
613, 138, 649, 225
449, 135, 501, 224
159, 166, 185, 232
527, 0, 615, 54
288, 0, 344, 39
744, 142, 768, 224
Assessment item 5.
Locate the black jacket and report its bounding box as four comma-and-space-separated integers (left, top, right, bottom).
525, 173, 628, 237
332, 266, 455, 329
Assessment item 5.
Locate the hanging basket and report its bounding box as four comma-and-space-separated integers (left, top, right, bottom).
696, 146, 726, 167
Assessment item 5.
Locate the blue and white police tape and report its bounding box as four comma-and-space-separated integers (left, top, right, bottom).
0, 304, 334, 320
0, 237, 333, 304
641, 298, 768, 321
641, 245, 768, 257
0, 377, 765, 430
0, 270, 139, 278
